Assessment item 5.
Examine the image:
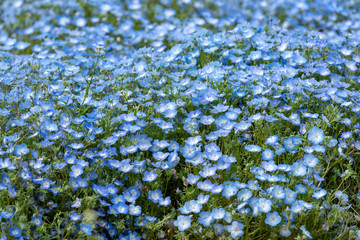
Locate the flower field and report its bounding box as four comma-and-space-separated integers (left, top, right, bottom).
1, 0, 360, 239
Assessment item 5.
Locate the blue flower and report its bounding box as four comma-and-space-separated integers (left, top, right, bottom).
222, 182, 239, 198
186, 174, 200, 185
69, 165, 84, 178
265, 212, 282, 227
183, 200, 202, 213
227, 221, 244, 239
261, 149, 274, 161
68, 212, 81, 221
183, 118, 199, 134
214, 223, 224, 235
279, 225, 292, 237
300, 225, 312, 239
303, 154, 319, 168
14, 144, 29, 157
308, 126, 324, 145
257, 198, 272, 213
245, 145, 261, 152
197, 194, 210, 204
174, 215, 191, 231
32, 215, 43, 226
284, 189, 297, 205
142, 171, 158, 182
237, 189, 252, 202
148, 189, 163, 204
312, 189, 327, 199
113, 202, 129, 214
295, 184, 307, 194
69, 143, 84, 150
182, 145, 198, 160
291, 162, 307, 177
9, 226, 22, 237
198, 211, 214, 227
266, 135, 279, 146
81, 224, 92, 236
271, 185, 285, 199
129, 205, 142, 216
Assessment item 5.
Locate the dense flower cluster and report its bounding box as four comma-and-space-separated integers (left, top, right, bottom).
0, 0, 360, 239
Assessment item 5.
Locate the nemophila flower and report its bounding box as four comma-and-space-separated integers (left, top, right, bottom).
183, 118, 199, 134
186, 152, 205, 166
197, 180, 214, 192
70, 165, 84, 178
129, 205, 142, 216
227, 221, 244, 239
235, 121, 251, 132
198, 211, 214, 227
210, 183, 224, 194
291, 201, 304, 213
300, 225, 312, 239
168, 141, 180, 151
148, 189, 163, 203
205, 143, 220, 152
340, 132, 352, 139
142, 171, 158, 182
167, 151, 179, 168
102, 136, 118, 146
272, 185, 286, 199
40, 178, 54, 190
261, 149, 274, 161
179, 205, 191, 215
123, 187, 140, 203
185, 136, 202, 146
284, 138, 296, 152
199, 165, 217, 178
32, 215, 43, 226
291, 162, 307, 177
197, 194, 210, 204
153, 151, 169, 161
184, 200, 202, 213
312, 144, 325, 153
237, 188, 252, 202
20, 168, 32, 180
273, 143, 286, 155
174, 215, 191, 231
303, 154, 319, 168
312, 189, 327, 199
81, 224, 92, 236
262, 160, 278, 172
257, 198, 272, 213
14, 143, 29, 156
71, 198, 82, 208
284, 189, 297, 205
295, 184, 307, 194
106, 183, 118, 195
213, 223, 224, 235
266, 135, 279, 146
159, 196, 171, 207
222, 182, 239, 198
187, 174, 200, 185
212, 208, 226, 220
245, 144, 261, 152
58, 15, 71, 26
279, 225, 291, 237
265, 212, 282, 227
327, 139, 338, 148
225, 110, 240, 121
69, 143, 84, 150
9, 226, 22, 237
206, 150, 222, 161
183, 145, 197, 159
308, 126, 324, 145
